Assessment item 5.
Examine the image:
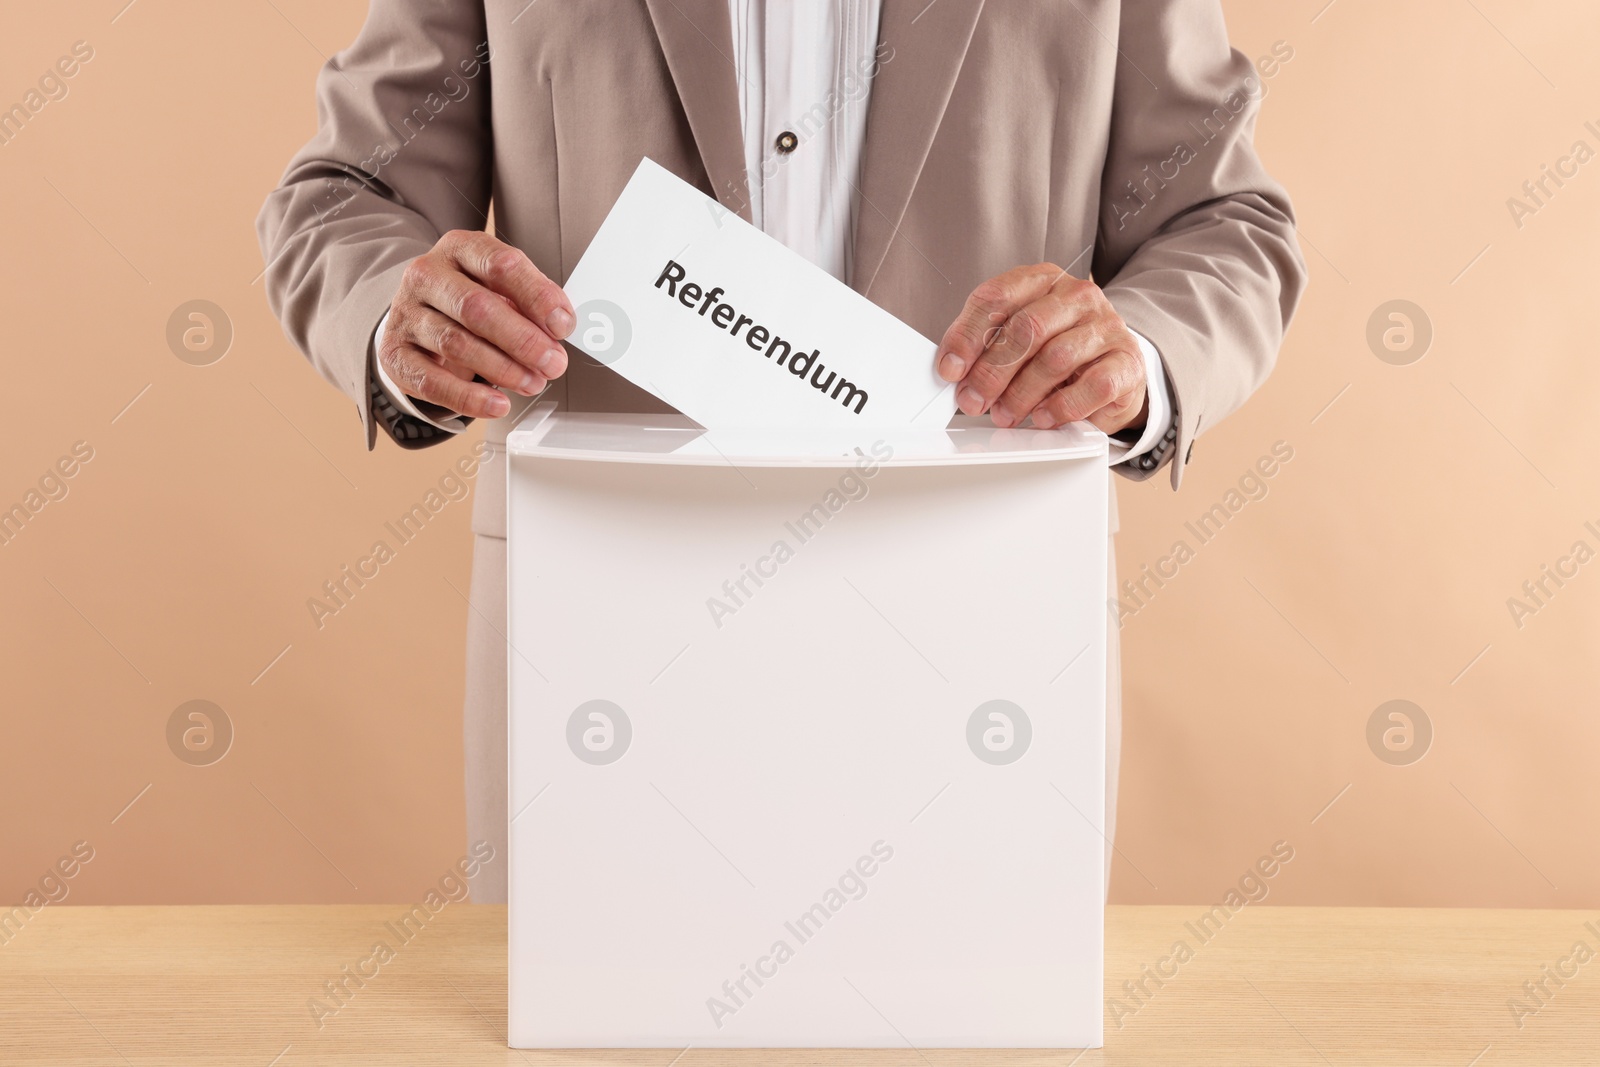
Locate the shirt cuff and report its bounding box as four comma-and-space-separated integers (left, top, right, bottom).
1106, 329, 1174, 468
372, 310, 469, 435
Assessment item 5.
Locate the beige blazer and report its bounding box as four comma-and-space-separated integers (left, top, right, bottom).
258, 0, 1305, 901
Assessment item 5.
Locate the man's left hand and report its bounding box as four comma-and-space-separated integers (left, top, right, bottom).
937, 264, 1148, 433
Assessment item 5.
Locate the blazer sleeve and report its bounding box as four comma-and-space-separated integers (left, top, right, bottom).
255, 1, 495, 450
1092, 0, 1308, 488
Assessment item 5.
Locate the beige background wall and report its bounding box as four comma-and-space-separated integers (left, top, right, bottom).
2, 0, 1595, 908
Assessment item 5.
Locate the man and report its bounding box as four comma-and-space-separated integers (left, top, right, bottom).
259, 0, 1304, 903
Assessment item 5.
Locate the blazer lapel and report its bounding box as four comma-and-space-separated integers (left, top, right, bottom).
852, 0, 986, 296
643, 0, 752, 221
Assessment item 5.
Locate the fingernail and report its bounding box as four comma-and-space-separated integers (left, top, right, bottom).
520, 372, 540, 395
957, 386, 985, 415
535, 348, 565, 377
547, 308, 575, 339
991, 404, 1014, 428
938, 352, 965, 380
488, 394, 510, 417
1033, 410, 1057, 429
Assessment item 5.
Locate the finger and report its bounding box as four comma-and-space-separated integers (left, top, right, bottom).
1031, 352, 1143, 432
407, 262, 568, 380
380, 341, 510, 419
936, 264, 1059, 383
1081, 387, 1146, 435
959, 288, 1091, 421
444, 231, 575, 340
408, 306, 547, 397
991, 322, 1111, 428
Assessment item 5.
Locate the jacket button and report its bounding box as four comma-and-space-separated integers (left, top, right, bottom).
774, 131, 799, 154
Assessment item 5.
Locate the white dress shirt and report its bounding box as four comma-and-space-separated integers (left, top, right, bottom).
378, 0, 1174, 464
728, 0, 881, 283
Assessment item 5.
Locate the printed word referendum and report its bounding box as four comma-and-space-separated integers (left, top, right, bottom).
654, 260, 870, 415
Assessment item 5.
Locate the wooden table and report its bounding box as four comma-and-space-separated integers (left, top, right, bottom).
3, 904, 1597, 1064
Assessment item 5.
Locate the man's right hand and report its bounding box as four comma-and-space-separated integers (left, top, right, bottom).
377, 230, 575, 419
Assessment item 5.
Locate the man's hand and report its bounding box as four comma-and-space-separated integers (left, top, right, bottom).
937, 264, 1147, 433
377, 230, 575, 419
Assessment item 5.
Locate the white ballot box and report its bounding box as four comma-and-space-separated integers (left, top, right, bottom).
506, 404, 1108, 1049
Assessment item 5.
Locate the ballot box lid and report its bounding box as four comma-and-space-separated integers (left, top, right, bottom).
504, 403, 1107, 468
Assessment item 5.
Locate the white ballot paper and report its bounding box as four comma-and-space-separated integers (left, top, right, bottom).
562, 158, 957, 431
